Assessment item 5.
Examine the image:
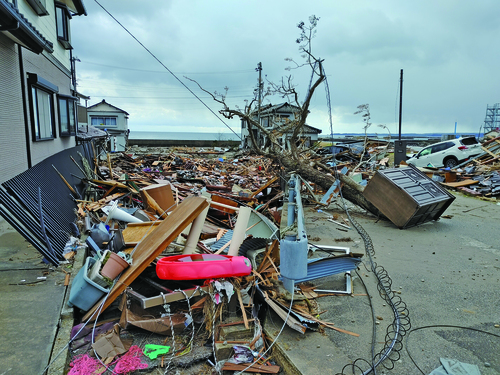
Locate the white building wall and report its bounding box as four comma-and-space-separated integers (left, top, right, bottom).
0, 34, 28, 183
17, 0, 71, 70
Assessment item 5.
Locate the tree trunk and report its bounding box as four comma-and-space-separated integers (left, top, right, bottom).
273, 154, 382, 216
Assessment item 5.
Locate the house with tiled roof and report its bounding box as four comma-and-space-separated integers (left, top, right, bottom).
87, 99, 130, 152
240, 102, 322, 149
0, 0, 86, 183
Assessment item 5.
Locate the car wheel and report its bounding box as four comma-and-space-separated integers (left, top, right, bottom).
443, 157, 458, 168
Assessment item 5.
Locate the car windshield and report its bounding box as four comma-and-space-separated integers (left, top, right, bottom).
461, 137, 479, 146
419, 147, 432, 157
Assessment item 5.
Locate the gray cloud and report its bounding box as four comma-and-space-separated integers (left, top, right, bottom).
71, 0, 500, 136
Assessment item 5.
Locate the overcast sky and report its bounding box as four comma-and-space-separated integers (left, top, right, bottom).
71, 1, 500, 137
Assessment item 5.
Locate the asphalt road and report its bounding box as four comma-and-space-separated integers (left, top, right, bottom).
271, 191, 500, 375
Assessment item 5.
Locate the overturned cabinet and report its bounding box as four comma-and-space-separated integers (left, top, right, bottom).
363, 165, 455, 229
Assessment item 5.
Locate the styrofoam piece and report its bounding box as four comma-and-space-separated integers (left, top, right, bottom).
87, 257, 110, 289
103, 202, 143, 224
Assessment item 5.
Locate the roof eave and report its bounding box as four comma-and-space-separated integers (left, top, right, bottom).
0, 2, 53, 54
71, 0, 87, 16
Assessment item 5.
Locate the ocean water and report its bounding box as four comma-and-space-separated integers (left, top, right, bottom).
129, 131, 480, 141
129, 131, 241, 141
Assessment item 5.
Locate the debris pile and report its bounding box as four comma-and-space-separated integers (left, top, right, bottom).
59, 146, 364, 374
424, 136, 500, 199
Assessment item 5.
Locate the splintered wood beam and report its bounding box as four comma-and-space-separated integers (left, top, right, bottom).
82, 196, 209, 321
250, 176, 279, 198
236, 289, 249, 329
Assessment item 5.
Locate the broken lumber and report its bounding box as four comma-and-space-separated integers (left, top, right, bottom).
82, 196, 209, 321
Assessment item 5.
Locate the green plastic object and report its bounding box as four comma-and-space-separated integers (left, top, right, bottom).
144, 344, 170, 360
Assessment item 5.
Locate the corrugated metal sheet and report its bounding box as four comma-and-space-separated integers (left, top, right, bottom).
0, 144, 95, 265
209, 230, 233, 251
291, 256, 362, 284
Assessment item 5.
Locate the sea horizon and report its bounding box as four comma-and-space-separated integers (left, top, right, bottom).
129, 130, 481, 141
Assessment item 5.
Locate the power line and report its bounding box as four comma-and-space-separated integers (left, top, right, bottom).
80, 60, 255, 75
78, 93, 251, 100
93, 0, 241, 140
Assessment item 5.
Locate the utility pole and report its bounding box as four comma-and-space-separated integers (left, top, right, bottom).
398, 69, 403, 141
256, 62, 262, 126
394, 69, 406, 166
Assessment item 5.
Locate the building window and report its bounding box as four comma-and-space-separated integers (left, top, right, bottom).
28, 74, 58, 141
26, 0, 49, 16
55, 3, 72, 49
31, 87, 55, 140
58, 96, 76, 136
91, 117, 117, 127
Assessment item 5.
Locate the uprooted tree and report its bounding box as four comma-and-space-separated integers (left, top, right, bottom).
186, 16, 380, 215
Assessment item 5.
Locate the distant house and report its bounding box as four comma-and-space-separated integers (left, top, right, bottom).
0, 0, 87, 184
87, 99, 129, 152
240, 102, 322, 149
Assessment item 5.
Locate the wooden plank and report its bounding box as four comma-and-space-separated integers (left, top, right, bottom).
256, 240, 279, 274
236, 289, 249, 329
441, 180, 479, 188
481, 146, 497, 158
250, 176, 278, 198
122, 222, 161, 244
140, 183, 175, 212
210, 195, 238, 214
140, 189, 168, 219
82, 196, 209, 321
264, 295, 306, 334
222, 362, 280, 373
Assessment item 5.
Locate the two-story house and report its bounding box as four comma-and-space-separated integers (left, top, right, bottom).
87, 99, 129, 152
240, 102, 322, 150
0, 0, 86, 184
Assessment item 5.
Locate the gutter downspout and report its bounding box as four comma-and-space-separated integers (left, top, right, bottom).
18, 45, 32, 168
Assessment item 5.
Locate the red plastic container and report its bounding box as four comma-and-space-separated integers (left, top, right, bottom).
156, 254, 252, 280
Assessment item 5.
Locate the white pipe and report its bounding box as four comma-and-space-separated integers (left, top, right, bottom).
227, 206, 252, 256
182, 206, 209, 254
209, 200, 240, 211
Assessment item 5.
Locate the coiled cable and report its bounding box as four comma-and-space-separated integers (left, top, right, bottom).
332, 169, 411, 374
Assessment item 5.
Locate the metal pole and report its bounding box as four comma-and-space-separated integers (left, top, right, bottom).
257, 62, 262, 127
399, 69, 403, 141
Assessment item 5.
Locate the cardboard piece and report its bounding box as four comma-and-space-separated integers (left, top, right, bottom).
140, 183, 175, 213
92, 324, 132, 359
119, 295, 187, 335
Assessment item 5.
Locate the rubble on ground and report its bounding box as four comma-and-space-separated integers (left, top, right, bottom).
1, 138, 496, 374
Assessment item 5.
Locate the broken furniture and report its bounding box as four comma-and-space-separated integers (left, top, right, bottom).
82, 196, 209, 321
295, 245, 363, 294
363, 164, 455, 228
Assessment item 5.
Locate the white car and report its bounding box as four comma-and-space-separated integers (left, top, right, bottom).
406, 136, 481, 168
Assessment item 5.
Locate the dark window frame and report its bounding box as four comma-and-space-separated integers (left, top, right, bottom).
26, 0, 49, 16
55, 2, 72, 49
28, 73, 58, 142
58, 95, 77, 136
90, 116, 118, 127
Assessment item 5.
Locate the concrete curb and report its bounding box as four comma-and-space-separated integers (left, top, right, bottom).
263, 324, 302, 375
46, 246, 87, 375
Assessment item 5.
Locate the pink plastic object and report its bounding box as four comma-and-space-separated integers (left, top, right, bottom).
156, 254, 252, 280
